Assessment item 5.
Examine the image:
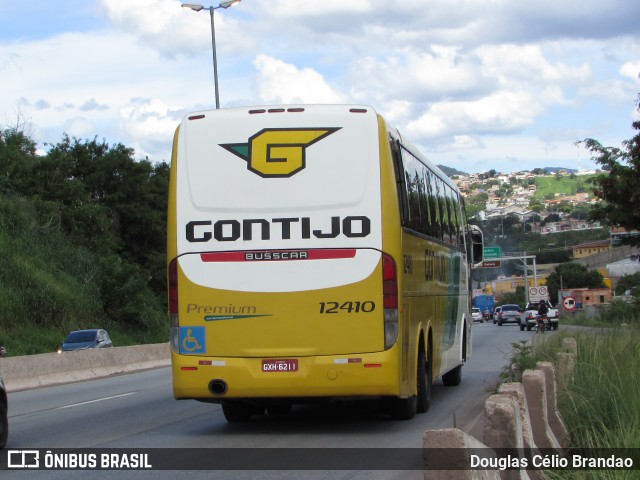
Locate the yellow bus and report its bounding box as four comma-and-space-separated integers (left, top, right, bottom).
168, 105, 483, 421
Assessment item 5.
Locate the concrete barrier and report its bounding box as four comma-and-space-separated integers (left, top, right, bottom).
423, 339, 577, 480
0, 343, 170, 392
535, 362, 570, 448
522, 369, 561, 450
497, 383, 537, 452
424, 428, 500, 480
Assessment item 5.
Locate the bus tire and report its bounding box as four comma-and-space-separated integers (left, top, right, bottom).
442, 365, 462, 387
222, 402, 253, 422
390, 394, 416, 420
0, 402, 7, 449
416, 349, 432, 413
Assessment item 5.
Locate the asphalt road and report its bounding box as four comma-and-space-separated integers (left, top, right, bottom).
3, 320, 550, 480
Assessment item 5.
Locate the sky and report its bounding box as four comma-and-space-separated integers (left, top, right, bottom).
1, 0, 639, 174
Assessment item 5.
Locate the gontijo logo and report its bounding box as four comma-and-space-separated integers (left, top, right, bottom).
220, 127, 341, 178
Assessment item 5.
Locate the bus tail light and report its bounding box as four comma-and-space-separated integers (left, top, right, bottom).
382, 253, 399, 349
169, 258, 180, 352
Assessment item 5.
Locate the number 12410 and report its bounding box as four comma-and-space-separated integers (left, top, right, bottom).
319, 301, 376, 314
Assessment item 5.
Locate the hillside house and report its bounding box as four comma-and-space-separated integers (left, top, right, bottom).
571, 239, 611, 259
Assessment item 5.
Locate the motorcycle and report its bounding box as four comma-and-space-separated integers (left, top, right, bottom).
535, 314, 549, 333
0, 345, 6, 357
483, 310, 492, 322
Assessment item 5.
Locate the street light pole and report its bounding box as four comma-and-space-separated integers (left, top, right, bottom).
181, 1, 241, 109
209, 7, 220, 109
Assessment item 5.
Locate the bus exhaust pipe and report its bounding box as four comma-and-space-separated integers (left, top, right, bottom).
209, 379, 228, 395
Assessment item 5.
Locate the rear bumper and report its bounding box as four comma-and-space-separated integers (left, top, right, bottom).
172, 347, 402, 402
523, 315, 559, 327
498, 315, 520, 324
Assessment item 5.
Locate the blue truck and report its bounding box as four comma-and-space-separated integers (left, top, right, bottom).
473, 294, 495, 320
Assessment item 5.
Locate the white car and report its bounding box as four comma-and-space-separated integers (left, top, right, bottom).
471, 307, 483, 323
520, 301, 559, 331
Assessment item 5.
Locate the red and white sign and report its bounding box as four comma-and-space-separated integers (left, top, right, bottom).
563, 296, 576, 311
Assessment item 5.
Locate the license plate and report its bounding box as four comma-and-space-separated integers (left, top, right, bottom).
262, 359, 298, 372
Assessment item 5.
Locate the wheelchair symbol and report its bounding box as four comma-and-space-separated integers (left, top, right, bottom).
180, 326, 205, 354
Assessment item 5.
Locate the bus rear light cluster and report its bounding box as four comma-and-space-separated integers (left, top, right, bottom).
382, 253, 399, 349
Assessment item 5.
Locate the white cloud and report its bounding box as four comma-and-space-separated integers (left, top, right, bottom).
253, 54, 347, 104
62, 116, 97, 139
405, 91, 534, 139
266, 0, 371, 16
620, 60, 640, 82
476, 44, 591, 86
2, 0, 640, 172
117, 97, 184, 160
349, 46, 489, 104
100, 0, 254, 58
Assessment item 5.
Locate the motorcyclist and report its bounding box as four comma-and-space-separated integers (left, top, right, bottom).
484, 308, 491, 321
537, 300, 549, 330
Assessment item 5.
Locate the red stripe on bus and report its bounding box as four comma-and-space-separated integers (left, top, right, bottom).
200, 249, 357, 262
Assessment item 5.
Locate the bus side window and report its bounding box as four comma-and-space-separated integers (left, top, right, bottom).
450, 190, 462, 247
405, 156, 423, 232
390, 138, 409, 225
419, 165, 432, 235
428, 169, 441, 240
445, 185, 459, 247
436, 176, 448, 242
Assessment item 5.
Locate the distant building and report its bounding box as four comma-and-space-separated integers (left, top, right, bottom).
571, 239, 611, 259
560, 288, 612, 307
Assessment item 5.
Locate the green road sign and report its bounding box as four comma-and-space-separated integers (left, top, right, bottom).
483, 246, 501, 260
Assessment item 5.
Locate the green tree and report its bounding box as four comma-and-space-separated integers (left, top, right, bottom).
542, 213, 561, 225
0, 128, 37, 194
615, 272, 640, 296
582, 95, 640, 244
501, 285, 525, 307
545, 263, 606, 304
2, 130, 170, 337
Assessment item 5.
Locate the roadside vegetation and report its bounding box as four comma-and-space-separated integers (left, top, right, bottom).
0, 129, 169, 355
500, 315, 640, 479
548, 329, 640, 480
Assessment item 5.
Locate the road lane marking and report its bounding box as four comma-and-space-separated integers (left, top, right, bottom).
57, 392, 137, 410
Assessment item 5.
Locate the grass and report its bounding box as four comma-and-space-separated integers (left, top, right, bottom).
497, 307, 640, 478
499, 324, 639, 479
547, 329, 640, 479
0, 195, 167, 356
556, 331, 639, 446
534, 174, 596, 200
556, 299, 640, 329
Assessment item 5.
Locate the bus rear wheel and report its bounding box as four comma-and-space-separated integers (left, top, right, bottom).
416, 349, 432, 412
390, 348, 430, 420
389, 394, 416, 420
442, 364, 462, 387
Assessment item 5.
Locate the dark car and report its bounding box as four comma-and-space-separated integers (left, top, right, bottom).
59, 329, 113, 352
497, 304, 522, 326
0, 374, 7, 449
